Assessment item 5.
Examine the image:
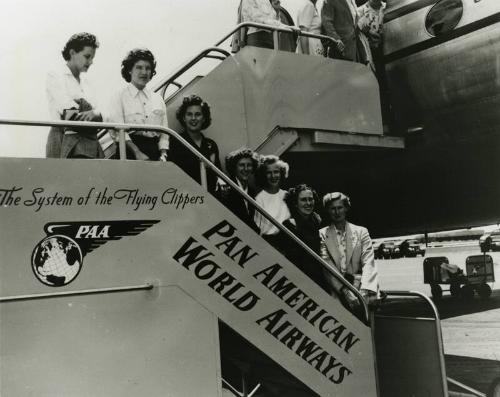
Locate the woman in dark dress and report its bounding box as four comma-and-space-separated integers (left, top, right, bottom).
168, 95, 221, 192
224, 148, 260, 232
280, 184, 330, 292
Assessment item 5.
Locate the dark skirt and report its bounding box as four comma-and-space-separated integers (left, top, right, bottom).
46, 127, 104, 159
246, 31, 274, 49
63, 134, 104, 159
130, 135, 160, 161
46, 127, 64, 158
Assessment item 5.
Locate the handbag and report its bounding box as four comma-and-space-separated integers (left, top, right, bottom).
63, 98, 102, 139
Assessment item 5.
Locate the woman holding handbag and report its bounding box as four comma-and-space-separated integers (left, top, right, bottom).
46, 32, 104, 159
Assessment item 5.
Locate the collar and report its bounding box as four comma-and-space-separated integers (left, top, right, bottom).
236, 178, 248, 192
368, 1, 385, 11
62, 63, 73, 76
332, 224, 347, 235
182, 131, 206, 146
127, 83, 150, 99
62, 63, 81, 82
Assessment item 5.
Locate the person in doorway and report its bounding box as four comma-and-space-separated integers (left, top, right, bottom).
321, 0, 369, 62
46, 32, 103, 158
358, 0, 385, 57
319, 192, 379, 307
270, 0, 297, 52
358, 0, 390, 122
108, 48, 169, 161
168, 95, 221, 192
238, 0, 290, 50
296, 0, 325, 56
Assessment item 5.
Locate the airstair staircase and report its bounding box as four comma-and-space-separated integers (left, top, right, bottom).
0, 23, 470, 397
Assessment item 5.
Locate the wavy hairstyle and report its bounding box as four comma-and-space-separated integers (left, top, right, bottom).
121, 48, 157, 82
322, 192, 351, 210
225, 148, 260, 179
255, 155, 289, 189
175, 95, 212, 130
285, 184, 319, 212
62, 32, 99, 61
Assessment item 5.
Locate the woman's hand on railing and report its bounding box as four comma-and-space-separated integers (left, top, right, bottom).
159, 149, 168, 162
216, 178, 230, 198
361, 289, 378, 307
341, 287, 360, 310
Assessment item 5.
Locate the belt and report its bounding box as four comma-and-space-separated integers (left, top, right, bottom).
131, 130, 159, 139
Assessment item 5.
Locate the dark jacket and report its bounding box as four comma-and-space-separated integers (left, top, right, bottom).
321, 0, 359, 61
278, 212, 331, 292
224, 181, 259, 232
168, 132, 221, 193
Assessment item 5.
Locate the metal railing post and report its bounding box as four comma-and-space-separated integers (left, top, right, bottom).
118, 129, 127, 160
273, 30, 279, 51
200, 161, 208, 190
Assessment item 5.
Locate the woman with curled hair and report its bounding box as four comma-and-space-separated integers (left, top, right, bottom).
320, 191, 379, 310
278, 184, 330, 291
168, 95, 221, 192
108, 48, 169, 161
46, 32, 103, 158
283, 184, 321, 251
253, 155, 291, 244
224, 148, 260, 232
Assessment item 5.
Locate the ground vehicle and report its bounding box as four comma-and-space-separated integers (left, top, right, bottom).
424, 255, 495, 300
377, 241, 396, 259
399, 239, 426, 257
479, 230, 500, 252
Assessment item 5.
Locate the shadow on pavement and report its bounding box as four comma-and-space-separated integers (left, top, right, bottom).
446, 354, 500, 395
376, 289, 500, 320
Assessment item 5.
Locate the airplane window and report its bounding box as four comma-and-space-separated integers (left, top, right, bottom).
425, 0, 463, 36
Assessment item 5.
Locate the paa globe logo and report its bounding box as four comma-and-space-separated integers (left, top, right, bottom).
31, 220, 160, 287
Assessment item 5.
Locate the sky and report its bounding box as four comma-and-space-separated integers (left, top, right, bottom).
0, 0, 308, 158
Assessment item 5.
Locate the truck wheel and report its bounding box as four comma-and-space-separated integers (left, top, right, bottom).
461, 285, 474, 300
450, 282, 461, 297
478, 283, 492, 299
482, 237, 492, 252
431, 284, 442, 300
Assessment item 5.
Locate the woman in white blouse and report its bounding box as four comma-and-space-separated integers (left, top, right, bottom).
237, 0, 290, 50
296, 0, 324, 56
108, 48, 169, 161
254, 155, 291, 246
46, 32, 103, 158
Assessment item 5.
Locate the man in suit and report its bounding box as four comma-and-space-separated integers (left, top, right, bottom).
321, 0, 362, 61
319, 192, 378, 308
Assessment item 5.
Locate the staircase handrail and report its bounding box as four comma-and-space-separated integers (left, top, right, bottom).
214, 21, 339, 48
153, 47, 231, 97
0, 117, 369, 323
153, 22, 338, 98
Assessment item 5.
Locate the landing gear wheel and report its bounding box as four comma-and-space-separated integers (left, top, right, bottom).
450, 282, 461, 297
478, 283, 492, 299
431, 284, 442, 300
460, 285, 474, 300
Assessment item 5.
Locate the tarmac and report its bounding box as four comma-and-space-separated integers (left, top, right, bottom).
377, 243, 500, 395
